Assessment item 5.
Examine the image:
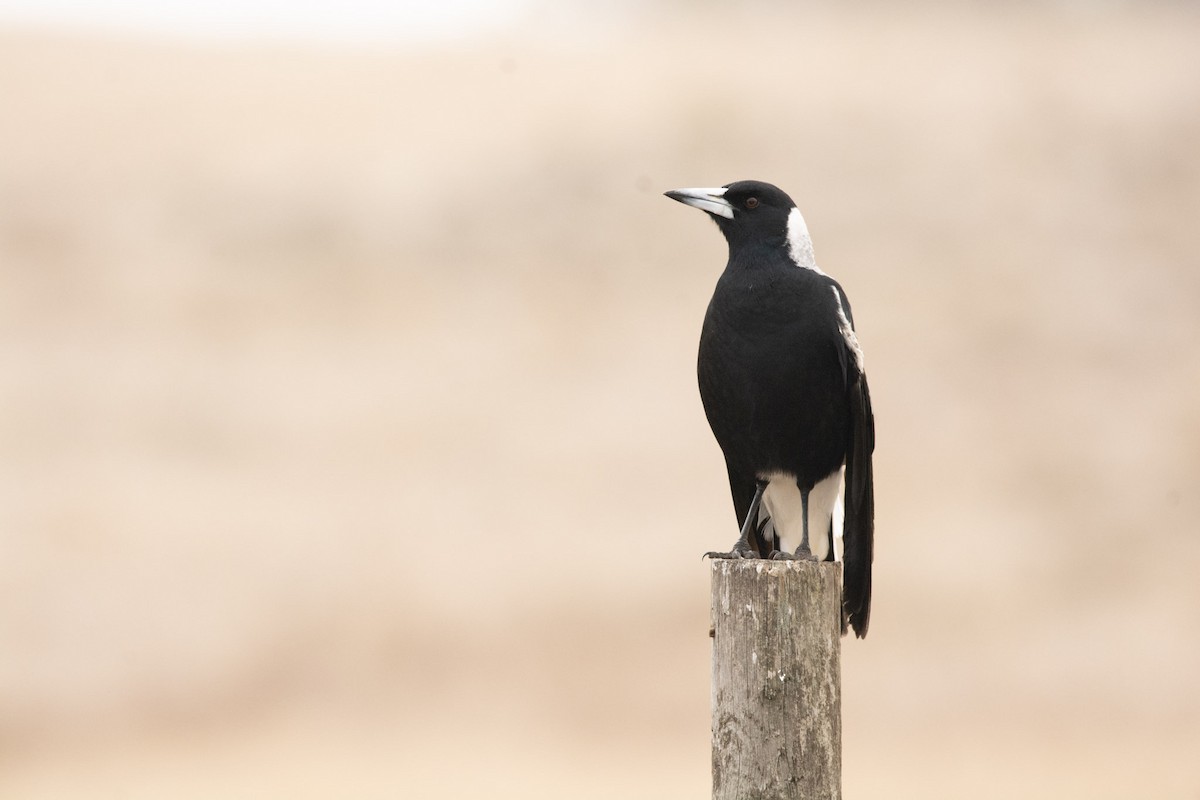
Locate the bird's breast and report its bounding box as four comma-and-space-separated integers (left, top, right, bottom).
697, 271, 850, 482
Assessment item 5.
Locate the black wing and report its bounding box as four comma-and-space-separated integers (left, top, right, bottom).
842, 371, 874, 638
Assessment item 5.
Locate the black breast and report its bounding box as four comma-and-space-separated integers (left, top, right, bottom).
697, 266, 849, 489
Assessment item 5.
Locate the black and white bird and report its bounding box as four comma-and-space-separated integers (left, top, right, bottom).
665, 180, 875, 638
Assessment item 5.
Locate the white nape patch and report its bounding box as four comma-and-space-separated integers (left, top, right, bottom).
831, 287, 865, 372
669, 186, 734, 219
759, 470, 844, 561
786, 207, 825, 274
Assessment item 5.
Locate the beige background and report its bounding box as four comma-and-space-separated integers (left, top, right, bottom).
2, 4, 1199, 797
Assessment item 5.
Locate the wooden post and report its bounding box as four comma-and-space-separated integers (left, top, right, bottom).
710, 559, 842, 800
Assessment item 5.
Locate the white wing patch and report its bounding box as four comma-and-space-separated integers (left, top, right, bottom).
832, 287, 865, 372
786, 207, 825, 275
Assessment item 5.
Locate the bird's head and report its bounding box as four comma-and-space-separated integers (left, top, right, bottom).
664, 180, 816, 269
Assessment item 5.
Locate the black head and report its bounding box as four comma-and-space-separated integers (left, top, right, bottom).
664, 180, 798, 249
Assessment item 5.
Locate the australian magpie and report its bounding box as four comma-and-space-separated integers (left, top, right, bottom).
665, 180, 874, 638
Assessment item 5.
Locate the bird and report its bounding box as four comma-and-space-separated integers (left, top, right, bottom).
664, 180, 874, 638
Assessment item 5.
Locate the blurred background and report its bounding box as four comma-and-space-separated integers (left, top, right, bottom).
2, 1, 1199, 797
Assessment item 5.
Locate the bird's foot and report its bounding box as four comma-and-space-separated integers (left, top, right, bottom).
703, 542, 757, 560
770, 545, 816, 561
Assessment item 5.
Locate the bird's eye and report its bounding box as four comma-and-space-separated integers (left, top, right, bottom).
745, 197, 759, 209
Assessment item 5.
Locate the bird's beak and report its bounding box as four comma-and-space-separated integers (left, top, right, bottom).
664, 187, 734, 220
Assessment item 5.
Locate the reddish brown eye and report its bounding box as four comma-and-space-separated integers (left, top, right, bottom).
745, 197, 759, 209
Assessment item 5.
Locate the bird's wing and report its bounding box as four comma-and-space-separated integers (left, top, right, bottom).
827, 280, 873, 637
842, 369, 874, 638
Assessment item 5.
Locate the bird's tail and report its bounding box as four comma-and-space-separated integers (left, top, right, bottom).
842, 375, 874, 638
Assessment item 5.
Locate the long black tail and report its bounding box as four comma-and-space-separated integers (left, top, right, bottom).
842, 374, 875, 638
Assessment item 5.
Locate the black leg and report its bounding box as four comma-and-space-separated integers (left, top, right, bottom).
795, 486, 813, 559
770, 483, 817, 561
706, 480, 768, 559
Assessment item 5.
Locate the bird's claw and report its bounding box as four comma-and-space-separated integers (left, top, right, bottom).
703, 546, 755, 560
770, 547, 816, 561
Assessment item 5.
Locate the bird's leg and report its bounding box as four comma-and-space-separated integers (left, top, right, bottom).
771, 484, 816, 561
795, 486, 814, 558
705, 480, 768, 559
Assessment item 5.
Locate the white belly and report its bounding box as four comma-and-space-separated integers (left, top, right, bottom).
759, 469, 844, 560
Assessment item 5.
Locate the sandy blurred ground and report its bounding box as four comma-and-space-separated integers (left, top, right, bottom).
2, 3, 1199, 797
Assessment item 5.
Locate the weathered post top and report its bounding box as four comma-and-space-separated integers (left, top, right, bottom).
710, 559, 842, 800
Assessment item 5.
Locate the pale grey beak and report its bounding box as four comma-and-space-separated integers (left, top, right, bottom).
664, 186, 734, 219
